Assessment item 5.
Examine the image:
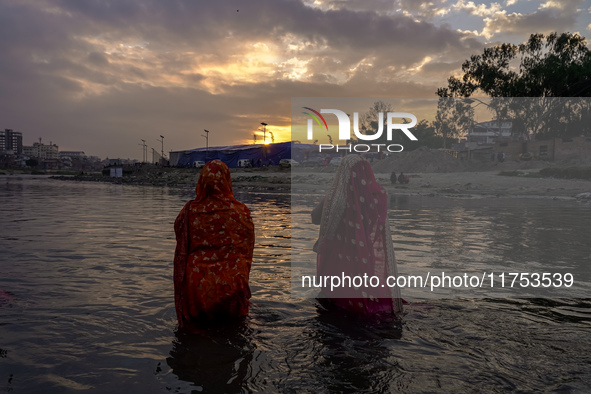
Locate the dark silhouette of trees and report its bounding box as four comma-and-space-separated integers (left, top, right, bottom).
355, 101, 445, 150
433, 97, 474, 148
25, 158, 38, 167
437, 32, 591, 98
357, 100, 393, 146
436, 32, 591, 140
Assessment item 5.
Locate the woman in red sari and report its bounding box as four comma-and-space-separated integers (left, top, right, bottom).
312, 155, 403, 317
174, 160, 255, 328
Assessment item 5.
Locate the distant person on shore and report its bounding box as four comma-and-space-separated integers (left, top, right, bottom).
173, 160, 255, 329
398, 172, 409, 184
311, 155, 403, 318
390, 171, 397, 184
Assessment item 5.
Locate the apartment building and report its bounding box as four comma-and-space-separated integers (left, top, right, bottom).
23, 141, 59, 159
0, 129, 23, 154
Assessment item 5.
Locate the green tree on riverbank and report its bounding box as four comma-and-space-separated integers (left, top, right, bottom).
354, 101, 445, 151
437, 32, 591, 98
436, 32, 591, 141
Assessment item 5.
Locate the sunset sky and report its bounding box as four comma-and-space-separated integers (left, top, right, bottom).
1, 0, 590, 159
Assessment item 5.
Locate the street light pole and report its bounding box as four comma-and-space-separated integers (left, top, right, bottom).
139, 139, 147, 163
203, 129, 210, 160
260, 122, 267, 144
157, 135, 164, 165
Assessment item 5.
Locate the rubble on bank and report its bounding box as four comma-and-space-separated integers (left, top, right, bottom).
49, 166, 292, 190
44, 154, 591, 199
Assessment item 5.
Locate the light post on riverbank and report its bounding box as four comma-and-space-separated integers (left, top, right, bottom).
203, 129, 210, 160
260, 122, 267, 144
139, 139, 147, 163
157, 135, 165, 165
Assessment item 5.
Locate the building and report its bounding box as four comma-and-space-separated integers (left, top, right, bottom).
59, 151, 87, 160
0, 129, 23, 154
467, 120, 513, 144
171, 142, 295, 168
23, 140, 59, 159
494, 136, 591, 162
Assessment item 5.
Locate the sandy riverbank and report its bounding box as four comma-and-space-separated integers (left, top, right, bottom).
290, 170, 591, 200
40, 165, 591, 200
230, 168, 591, 201
379, 171, 591, 199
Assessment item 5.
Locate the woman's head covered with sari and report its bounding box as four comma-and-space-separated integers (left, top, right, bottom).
316, 154, 403, 316
194, 160, 234, 205
174, 160, 255, 328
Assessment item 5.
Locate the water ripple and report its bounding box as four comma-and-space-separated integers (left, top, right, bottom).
0, 177, 590, 392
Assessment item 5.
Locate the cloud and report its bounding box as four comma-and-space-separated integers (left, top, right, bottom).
481, 0, 582, 39
540, 0, 569, 10
0, 0, 585, 158
450, 0, 584, 40
3, 0, 480, 89
310, 0, 451, 19
452, 0, 503, 17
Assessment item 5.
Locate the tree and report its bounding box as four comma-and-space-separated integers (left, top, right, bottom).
437, 32, 591, 98
433, 97, 474, 149
358, 100, 393, 146
358, 101, 454, 150
401, 120, 443, 150
356, 101, 416, 144
437, 33, 591, 140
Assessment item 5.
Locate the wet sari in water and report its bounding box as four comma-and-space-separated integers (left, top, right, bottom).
313, 155, 403, 317
174, 160, 255, 328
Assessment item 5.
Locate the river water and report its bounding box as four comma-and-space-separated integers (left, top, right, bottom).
1, 176, 590, 393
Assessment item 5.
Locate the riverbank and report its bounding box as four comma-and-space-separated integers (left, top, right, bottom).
38, 165, 591, 200
380, 171, 591, 199
46, 166, 294, 190
293, 170, 591, 200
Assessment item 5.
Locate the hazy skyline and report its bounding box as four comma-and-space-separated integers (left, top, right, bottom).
1, 0, 590, 159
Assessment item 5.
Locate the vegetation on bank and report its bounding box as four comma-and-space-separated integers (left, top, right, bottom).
435, 32, 591, 147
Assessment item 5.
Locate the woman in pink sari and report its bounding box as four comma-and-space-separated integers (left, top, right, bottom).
312, 155, 403, 317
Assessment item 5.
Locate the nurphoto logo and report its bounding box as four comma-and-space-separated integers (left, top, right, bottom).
302, 107, 418, 153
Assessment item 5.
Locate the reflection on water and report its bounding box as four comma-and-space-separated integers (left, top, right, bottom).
0, 176, 590, 392
167, 321, 254, 392
292, 193, 591, 298
389, 195, 591, 298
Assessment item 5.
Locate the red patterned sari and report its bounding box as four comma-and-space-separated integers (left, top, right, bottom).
174, 160, 255, 328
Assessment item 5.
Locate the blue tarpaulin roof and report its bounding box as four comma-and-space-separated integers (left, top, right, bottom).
172, 142, 317, 168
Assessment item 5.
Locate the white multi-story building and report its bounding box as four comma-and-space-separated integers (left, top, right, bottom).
23, 141, 59, 159
467, 120, 513, 144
